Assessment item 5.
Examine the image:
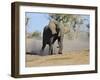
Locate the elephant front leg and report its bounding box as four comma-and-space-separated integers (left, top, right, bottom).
58, 37, 63, 54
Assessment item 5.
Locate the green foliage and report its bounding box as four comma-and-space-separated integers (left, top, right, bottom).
49, 14, 80, 24
49, 14, 89, 40
32, 31, 41, 38
50, 14, 82, 39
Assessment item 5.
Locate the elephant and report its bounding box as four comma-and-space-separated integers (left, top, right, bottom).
41, 19, 64, 55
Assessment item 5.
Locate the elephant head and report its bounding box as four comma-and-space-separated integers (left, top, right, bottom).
49, 19, 70, 36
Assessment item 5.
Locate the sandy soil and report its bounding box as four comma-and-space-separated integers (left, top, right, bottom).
26, 50, 89, 67
26, 34, 89, 67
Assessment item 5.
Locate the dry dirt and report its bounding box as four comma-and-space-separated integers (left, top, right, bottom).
26, 34, 89, 67
26, 50, 89, 67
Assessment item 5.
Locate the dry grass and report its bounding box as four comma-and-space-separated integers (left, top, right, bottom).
26, 50, 89, 67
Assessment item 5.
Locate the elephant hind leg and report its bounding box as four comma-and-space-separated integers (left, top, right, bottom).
49, 44, 53, 55
41, 43, 46, 51
40, 43, 46, 55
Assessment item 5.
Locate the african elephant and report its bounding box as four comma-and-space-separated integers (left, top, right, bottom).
41, 19, 64, 55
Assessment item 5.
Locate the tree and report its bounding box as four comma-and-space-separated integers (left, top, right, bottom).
25, 17, 30, 26
49, 14, 82, 40
25, 16, 30, 33
32, 31, 41, 38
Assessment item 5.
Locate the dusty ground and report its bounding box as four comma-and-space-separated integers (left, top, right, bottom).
26, 33, 89, 67
26, 50, 89, 67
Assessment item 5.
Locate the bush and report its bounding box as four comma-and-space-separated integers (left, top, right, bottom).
32, 31, 41, 38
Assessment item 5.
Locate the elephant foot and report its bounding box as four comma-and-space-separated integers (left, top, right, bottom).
58, 52, 62, 54
49, 53, 53, 55
40, 50, 45, 56
57, 46, 59, 48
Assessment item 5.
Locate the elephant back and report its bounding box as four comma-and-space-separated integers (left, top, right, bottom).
43, 25, 52, 43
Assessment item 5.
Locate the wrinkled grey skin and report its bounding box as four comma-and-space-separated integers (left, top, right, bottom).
41, 19, 64, 55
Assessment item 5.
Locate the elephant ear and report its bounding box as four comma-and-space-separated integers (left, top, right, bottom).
48, 20, 57, 35
57, 22, 65, 36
